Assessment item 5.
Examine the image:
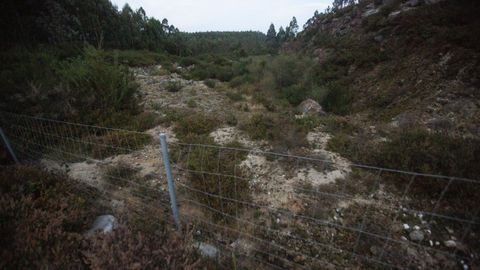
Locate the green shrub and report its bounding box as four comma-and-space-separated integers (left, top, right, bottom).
57, 47, 142, 127
174, 141, 250, 222
186, 98, 197, 108
104, 50, 166, 67
130, 112, 160, 131
226, 113, 238, 126
204, 79, 216, 88
226, 90, 244, 102
241, 113, 308, 151
229, 75, 247, 88
173, 112, 219, 141
281, 84, 308, 105
166, 81, 183, 92
372, 130, 480, 180
321, 82, 352, 115
241, 114, 274, 141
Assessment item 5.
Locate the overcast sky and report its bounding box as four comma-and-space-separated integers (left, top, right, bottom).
110, 0, 331, 33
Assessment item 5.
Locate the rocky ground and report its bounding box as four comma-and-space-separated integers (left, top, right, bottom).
38, 67, 475, 269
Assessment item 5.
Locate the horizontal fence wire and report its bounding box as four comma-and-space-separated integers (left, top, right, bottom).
1, 111, 479, 270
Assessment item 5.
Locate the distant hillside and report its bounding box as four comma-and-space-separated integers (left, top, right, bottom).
180, 31, 267, 56
288, 0, 480, 137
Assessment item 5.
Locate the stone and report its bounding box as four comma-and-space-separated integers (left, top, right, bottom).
443, 240, 457, 248
85, 215, 117, 236
363, 8, 380, 17
409, 230, 425, 242
297, 99, 326, 116
195, 242, 218, 258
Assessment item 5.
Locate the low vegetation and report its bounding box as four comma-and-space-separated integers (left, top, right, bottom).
0, 165, 204, 269
172, 139, 251, 223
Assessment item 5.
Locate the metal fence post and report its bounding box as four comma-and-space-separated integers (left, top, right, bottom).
159, 133, 181, 230
0, 127, 19, 164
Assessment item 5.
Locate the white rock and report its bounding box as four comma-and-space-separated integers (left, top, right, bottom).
444, 240, 457, 248
85, 215, 117, 236
195, 242, 218, 258
403, 224, 410, 230
409, 230, 425, 242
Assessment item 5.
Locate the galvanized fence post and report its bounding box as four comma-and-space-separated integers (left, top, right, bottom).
0, 127, 19, 164
159, 133, 181, 230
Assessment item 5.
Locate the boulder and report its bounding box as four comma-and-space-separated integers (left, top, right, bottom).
409, 230, 425, 242
297, 99, 326, 116
85, 215, 117, 236
195, 242, 219, 258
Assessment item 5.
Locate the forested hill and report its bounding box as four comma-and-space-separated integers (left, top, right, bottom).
1, 0, 181, 53
1, 1, 267, 57
180, 31, 267, 56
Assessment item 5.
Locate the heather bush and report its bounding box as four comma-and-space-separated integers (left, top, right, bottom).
0, 166, 208, 269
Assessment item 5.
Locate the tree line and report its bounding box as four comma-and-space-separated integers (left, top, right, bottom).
1, 0, 182, 53
181, 31, 267, 56
265, 17, 299, 53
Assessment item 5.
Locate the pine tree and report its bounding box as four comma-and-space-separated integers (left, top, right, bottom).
266, 23, 278, 53
288, 17, 299, 39
277, 27, 286, 43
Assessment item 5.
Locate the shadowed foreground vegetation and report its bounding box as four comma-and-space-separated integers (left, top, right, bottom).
0, 165, 208, 269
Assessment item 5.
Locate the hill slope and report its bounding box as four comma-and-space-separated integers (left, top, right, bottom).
290, 0, 480, 137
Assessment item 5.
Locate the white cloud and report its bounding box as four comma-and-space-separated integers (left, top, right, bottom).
110, 0, 331, 32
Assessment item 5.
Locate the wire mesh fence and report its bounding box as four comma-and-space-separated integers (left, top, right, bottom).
0, 111, 479, 270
